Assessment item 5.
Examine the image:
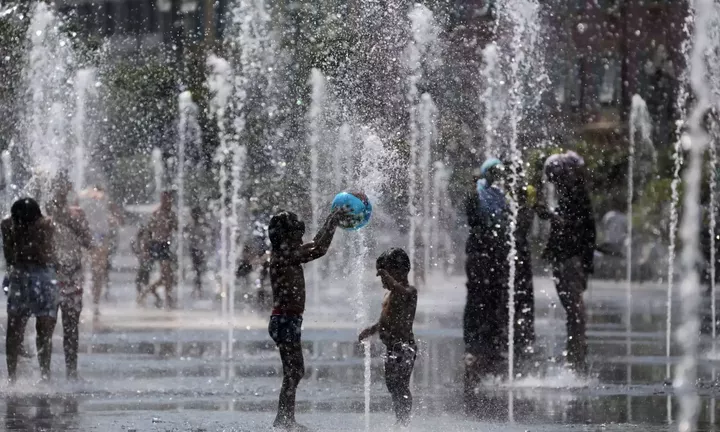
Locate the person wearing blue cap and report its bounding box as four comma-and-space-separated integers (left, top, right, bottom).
463, 157, 510, 409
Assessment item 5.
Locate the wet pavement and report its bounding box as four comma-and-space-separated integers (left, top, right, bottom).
2, 267, 720, 431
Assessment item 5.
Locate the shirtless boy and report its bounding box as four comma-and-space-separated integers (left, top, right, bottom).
267, 209, 345, 430
359, 248, 418, 426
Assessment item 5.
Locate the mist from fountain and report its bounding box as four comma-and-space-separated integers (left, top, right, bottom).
308, 68, 326, 306
627, 94, 653, 376
418, 94, 437, 287
492, 0, 546, 382
406, 4, 440, 286
675, 0, 715, 430
152, 147, 163, 204
356, 129, 400, 431
177, 91, 202, 307
480, 43, 506, 158
2, 148, 12, 213
207, 54, 235, 322
22, 2, 76, 201
666, 0, 694, 388
72, 68, 97, 194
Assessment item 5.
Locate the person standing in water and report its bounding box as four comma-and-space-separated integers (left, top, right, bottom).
142, 191, 178, 309
537, 151, 596, 374
2, 198, 57, 383
359, 248, 417, 426
46, 173, 92, 380
463, 158, 510, 390
267, 208, 345, 430
78, 185, 119, 317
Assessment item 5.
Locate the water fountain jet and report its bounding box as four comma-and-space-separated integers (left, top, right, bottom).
675, 1, 715, 430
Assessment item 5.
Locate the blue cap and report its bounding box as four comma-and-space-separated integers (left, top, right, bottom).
480, 158, 503, 177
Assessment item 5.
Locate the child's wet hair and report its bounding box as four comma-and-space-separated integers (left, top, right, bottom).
376, 248, 411, 274
268, 211, 305, 247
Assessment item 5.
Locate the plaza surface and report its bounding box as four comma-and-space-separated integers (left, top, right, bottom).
1, 243, 720, 431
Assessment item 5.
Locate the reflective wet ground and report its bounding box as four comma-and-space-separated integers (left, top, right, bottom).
2, 268, 720, 431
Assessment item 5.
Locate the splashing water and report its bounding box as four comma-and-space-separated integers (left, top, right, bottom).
308, 68, 326, 306
207, 54, 235, 320
329, 122, 353, 278
72, 68, 97, 194
710, 122, 718, 358
207, 51, 247, 340
429, 161, 448, 274
177, 91, 201, 307
705, 0, 720, 366
627, 95, 653, 367
493, 0, 545, 383
479, 43, 506, 158
667, 3, 694, 385
419, 94, 437, 288
357, 129, 399, 431
2, 148, 12, 213
406, 4, 440, 286
152, 147, 163, 204
675, 1, 715, 431
22, 3, 76, 200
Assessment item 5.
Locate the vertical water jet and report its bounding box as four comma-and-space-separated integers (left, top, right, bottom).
675, 1, 714, 430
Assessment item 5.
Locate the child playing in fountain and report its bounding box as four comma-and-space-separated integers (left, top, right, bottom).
267, 208, 346, 431
359, 248, 418, 427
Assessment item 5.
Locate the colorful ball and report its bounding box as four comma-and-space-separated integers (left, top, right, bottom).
331, 191, 372, 230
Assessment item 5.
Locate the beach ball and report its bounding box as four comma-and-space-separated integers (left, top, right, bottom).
331, 191, 372, 230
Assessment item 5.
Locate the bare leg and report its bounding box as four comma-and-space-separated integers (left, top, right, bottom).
385, 347, 415, 426
36, 316, 57, 381
61, 304, 81, 380
6, 314, 29, 383
161, 261, 176, 309
145, 278, 164, 308
274, 343, 306, 430
191, 250, 203, 298
91, 246, 109, 314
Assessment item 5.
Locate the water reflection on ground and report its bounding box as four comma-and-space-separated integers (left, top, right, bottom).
2, 275, 720, 431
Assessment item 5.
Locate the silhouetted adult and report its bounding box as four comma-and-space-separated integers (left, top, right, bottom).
463, 158, 510, 405
537, 151, 596, 373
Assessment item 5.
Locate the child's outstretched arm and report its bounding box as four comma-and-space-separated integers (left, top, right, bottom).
358, 323, 379, 342
294, 208, 346, 263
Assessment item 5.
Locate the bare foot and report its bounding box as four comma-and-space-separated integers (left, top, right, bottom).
273, 419, 310, 431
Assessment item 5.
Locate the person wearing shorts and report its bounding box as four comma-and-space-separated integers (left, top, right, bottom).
267, 209, 345, 430
359, 248, 418, 426
142, 192, 177, 309
47, 173, 92, 380
2, 198, 57, 383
